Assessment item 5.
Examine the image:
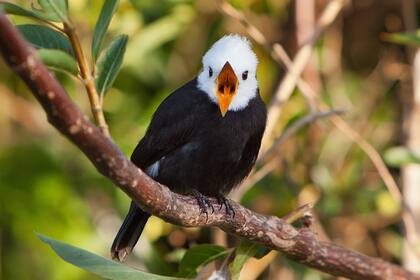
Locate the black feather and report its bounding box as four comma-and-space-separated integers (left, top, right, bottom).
111, 202, 150, 261
112, 78, 266, 260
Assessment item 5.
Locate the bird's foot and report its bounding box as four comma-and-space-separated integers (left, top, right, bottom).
216, 194, 235, 218
191, 190, 214, 221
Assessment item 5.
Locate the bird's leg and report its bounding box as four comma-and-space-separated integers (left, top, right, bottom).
216, 193, 235, 218
190, 190, 214, 220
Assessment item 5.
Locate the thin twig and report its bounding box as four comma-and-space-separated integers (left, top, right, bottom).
63, 22, 109, 136
219, 0, 346, 148
259, 109, 345, 163
232, 110, 342, 199
283, 203, 313, 224
39, 18, 64, 32
331, 113, 420, 257
262, 0, 347, 149
218, 0, 318, 110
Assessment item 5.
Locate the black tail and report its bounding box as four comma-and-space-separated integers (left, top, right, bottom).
111, 201, 151, 261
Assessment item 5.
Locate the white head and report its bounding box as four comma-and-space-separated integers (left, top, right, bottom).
197, 34, 258, 116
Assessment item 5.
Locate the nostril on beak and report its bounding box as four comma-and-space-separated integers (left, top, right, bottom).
218, 85, 224, 93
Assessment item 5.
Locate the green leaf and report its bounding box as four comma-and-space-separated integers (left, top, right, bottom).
37, 49, 78, 75
96, 34, 128, 96
177, 244, 228, 278
230, 240, 269, 279
384, 146, 420, 167
37, 233, 183, 280
0, 2, 46, 21
31, 0, 68, 22
92, 0, 119, 62
17, 24, 74, 56
382, 32, 420, 46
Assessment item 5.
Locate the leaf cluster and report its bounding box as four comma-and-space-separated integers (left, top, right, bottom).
0, 0, 126, 96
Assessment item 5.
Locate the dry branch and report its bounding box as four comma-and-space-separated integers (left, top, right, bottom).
262, 0, 347, 148
0, 12, 418, 280
233, 110, 344, 199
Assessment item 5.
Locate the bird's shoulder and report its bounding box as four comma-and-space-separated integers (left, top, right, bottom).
151, 79, 209, 121
131, 79, 208, 167
145, 78, 213, 136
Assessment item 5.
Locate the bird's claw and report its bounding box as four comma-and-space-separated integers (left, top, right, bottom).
191, 190, 214, 221
217, 194, 235, 218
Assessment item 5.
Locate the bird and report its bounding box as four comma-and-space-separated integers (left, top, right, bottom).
111, 34, 267, 261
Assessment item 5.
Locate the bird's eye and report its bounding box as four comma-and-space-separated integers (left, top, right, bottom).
209, 67, 213, 77
242, 71, 248, 80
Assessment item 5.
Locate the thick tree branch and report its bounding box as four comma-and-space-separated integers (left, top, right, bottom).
0, 12, 418, 280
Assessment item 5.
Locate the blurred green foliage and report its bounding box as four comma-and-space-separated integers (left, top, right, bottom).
38, 234, 181, 280
0, 0, 414, 279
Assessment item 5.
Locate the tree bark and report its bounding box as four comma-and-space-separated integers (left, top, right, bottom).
0, 12, 418, 280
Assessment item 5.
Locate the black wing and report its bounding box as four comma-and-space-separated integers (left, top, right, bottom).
131, 79, 203, 169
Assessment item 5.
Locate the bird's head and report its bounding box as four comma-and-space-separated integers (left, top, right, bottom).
197, 34, 258, 117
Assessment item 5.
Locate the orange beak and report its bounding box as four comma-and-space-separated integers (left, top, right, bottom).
216, 62, 238, 117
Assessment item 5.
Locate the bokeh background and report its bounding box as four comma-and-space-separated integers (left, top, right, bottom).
1, 0, 420, 279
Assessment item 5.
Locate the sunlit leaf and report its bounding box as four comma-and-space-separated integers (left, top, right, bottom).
37, 49, 78, 75
230, 240, 268, 279
177, 244, 228, 278
17, 24, 74, 56
96, 34, 128, 96
31, 0, 69, 22
384, 146, 420, 167
37, 233, 183, 280
382, 32, 420, 46
92, 0, 119, 62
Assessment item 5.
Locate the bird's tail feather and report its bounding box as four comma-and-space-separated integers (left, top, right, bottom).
111, 201, 151, 261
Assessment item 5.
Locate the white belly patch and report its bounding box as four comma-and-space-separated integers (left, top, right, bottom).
146, 158, 164, 178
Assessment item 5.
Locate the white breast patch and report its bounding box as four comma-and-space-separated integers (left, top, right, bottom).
146, 159, 162, 178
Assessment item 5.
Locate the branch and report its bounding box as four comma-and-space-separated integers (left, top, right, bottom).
258, 109, 345, 163
218, 0, 318, 110
0, 12, 418, 280
262, 0, 347, 148
232, 109, 344, 199
63, 22, 109, 136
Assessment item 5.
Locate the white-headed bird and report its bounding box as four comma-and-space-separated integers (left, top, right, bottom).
112, 34, 267, 261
